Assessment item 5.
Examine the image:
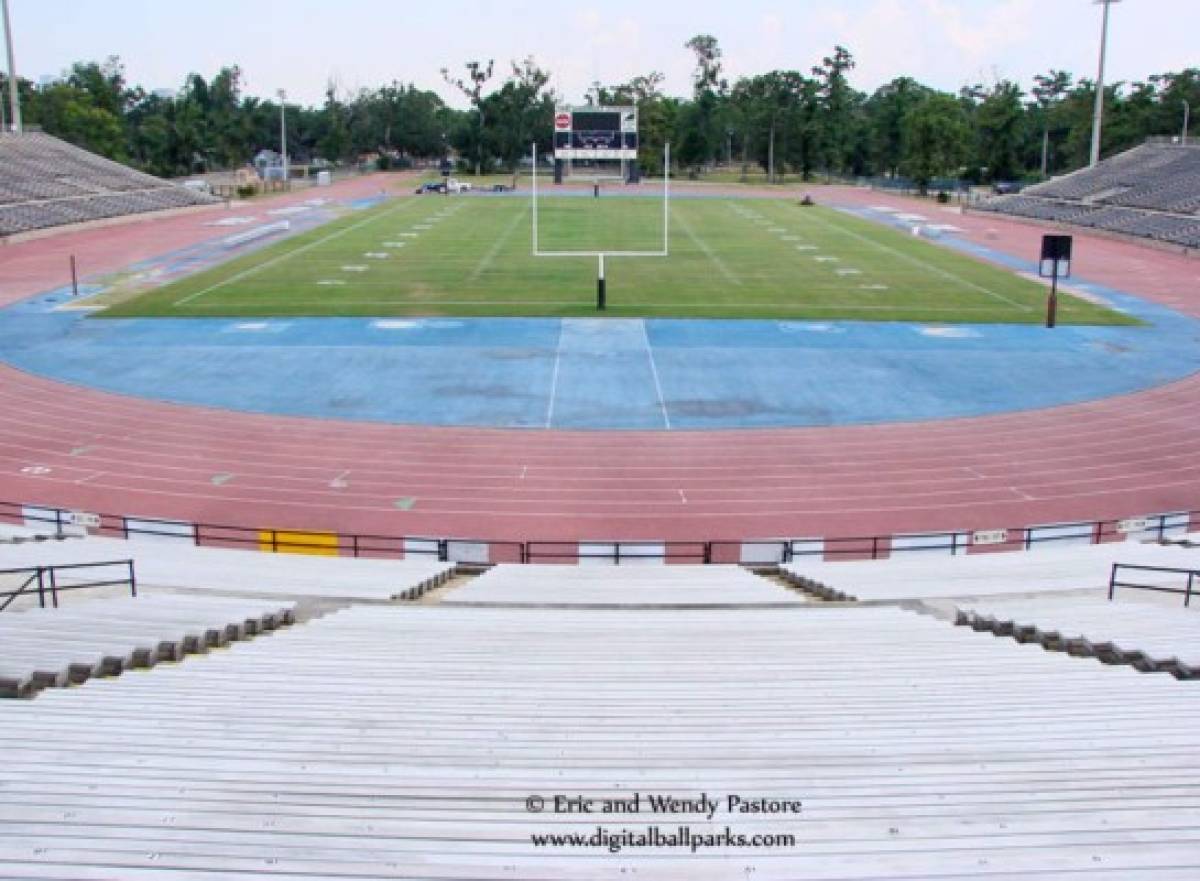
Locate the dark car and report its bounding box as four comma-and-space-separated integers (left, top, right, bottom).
992, 181, 1023, 195
415, 181, 445, 194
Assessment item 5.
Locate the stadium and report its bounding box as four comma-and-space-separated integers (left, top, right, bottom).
1, 1, 1199, 877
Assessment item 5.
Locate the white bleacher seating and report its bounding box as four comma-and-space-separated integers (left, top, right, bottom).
0, 131, 219, 236
0, 603, 1198, 876
0, 531, 455, 601
0, 593, 295, 697
781, 538, 1200, 602
975, 142, 1200, 249
445, 563, 799, 606
957, 595, 1199, 677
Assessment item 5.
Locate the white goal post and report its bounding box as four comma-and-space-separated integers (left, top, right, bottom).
530, 141, 671, 310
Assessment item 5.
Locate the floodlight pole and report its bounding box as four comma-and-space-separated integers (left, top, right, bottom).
2, 0, 21, 133
277, 89, 289, 190
1184, 100, 1191, 146
1089, 0, 1121, 167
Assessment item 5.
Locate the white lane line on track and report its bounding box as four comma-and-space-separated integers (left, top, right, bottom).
642, 320, 672, 430
173, 199, 422, 306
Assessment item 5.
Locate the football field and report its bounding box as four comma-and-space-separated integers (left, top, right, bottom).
102, 193, 1133, 324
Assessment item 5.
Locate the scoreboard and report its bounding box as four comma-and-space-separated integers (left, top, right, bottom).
553, 106, 638, 161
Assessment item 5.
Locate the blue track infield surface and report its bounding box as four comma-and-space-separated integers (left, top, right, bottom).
3, 205, 1199, 430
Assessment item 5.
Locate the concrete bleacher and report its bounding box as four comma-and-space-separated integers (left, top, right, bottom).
958, 595, 1199, 677
0, 602, 1198, 876
444, 563, 800, 606
0, 593, 295, 698
0, 131, 219, 236
975, 142, 1200, 249
0, 529, 455, 601
782, 537, 1200, 602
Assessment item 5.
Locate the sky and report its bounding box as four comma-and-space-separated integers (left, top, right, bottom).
4, 0, 1198, 108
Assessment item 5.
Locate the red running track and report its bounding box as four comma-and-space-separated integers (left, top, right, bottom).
0, 180, 1198, 544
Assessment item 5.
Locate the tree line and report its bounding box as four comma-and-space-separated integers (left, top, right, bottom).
1, 39, 1196, 189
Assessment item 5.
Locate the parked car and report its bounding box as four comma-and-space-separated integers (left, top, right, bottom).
415, 181, 445, 194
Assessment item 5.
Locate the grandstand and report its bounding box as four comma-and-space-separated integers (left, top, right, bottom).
1, 539, 1199, 877
975, 141, 1200, 249
0, 131, 219, 237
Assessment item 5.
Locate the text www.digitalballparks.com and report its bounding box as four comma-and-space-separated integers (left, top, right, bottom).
526, 792, 802, 854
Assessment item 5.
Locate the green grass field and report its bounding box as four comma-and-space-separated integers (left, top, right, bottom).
101, 194, 1134, 324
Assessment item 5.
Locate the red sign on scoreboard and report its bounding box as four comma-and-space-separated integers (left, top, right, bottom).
554, 113, 571, 130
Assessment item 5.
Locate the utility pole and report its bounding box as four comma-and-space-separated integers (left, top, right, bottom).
277, 88, 288, 189
1089, 0, 1121, 167
1184, 100, 1191, 146
2, 0, 21, 132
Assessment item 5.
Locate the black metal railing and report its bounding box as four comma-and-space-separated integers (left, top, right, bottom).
0, 559, 136, 613
1109, 563, 1199, 608
1, 499, 1193, 567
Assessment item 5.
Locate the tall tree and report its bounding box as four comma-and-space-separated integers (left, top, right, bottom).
901, 93, 971, 193
441, 60, 494, 175
1031, 70, 1071, 176
975, 80, 1026, 181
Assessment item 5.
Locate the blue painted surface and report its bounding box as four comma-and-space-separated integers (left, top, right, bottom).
2, 202, 1199, 430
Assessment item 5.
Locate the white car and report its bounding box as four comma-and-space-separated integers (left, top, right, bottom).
445, 178, 473, 193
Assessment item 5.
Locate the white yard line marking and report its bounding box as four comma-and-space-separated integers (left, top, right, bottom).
173, 198, 420, 306
642, 320, 671, 430
804, 209, 1033, 311
674, 210, 742, 287
469, 205, 529, 282
544, 321, 564, 429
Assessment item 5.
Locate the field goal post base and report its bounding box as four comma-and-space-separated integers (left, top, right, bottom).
531, 142, 670, 313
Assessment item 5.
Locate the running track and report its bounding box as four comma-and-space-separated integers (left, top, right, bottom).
1, 176, 1198, 545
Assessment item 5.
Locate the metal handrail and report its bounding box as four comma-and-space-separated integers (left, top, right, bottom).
0, 559, 136, 612
1, 499, 1193, 566
1108, 563, 1199, 607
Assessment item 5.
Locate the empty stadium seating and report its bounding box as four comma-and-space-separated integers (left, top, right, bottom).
0, 131, 219, 236
0, 593, 296, 697
445, 563, 800, 606
975, 142, 1200, 249
957, 595, 1199, 677
1, 602, 1198, 877
782, 536, 1200, 602
0, 530, 456, 601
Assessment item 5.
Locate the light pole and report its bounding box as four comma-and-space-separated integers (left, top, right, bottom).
1184, 100, 1191, 146
1089, 0, 1121, 167
2, 0, 21, 132
276, 88, 288, 189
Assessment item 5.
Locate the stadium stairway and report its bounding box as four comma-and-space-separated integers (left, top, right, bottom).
957, 596, 1199, 678
0, 593, 296, 698
1, 603, 1199, 877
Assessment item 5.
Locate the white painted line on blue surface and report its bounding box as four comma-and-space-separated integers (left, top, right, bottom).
544, 322, 564, 429
642, 320, 671, 430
